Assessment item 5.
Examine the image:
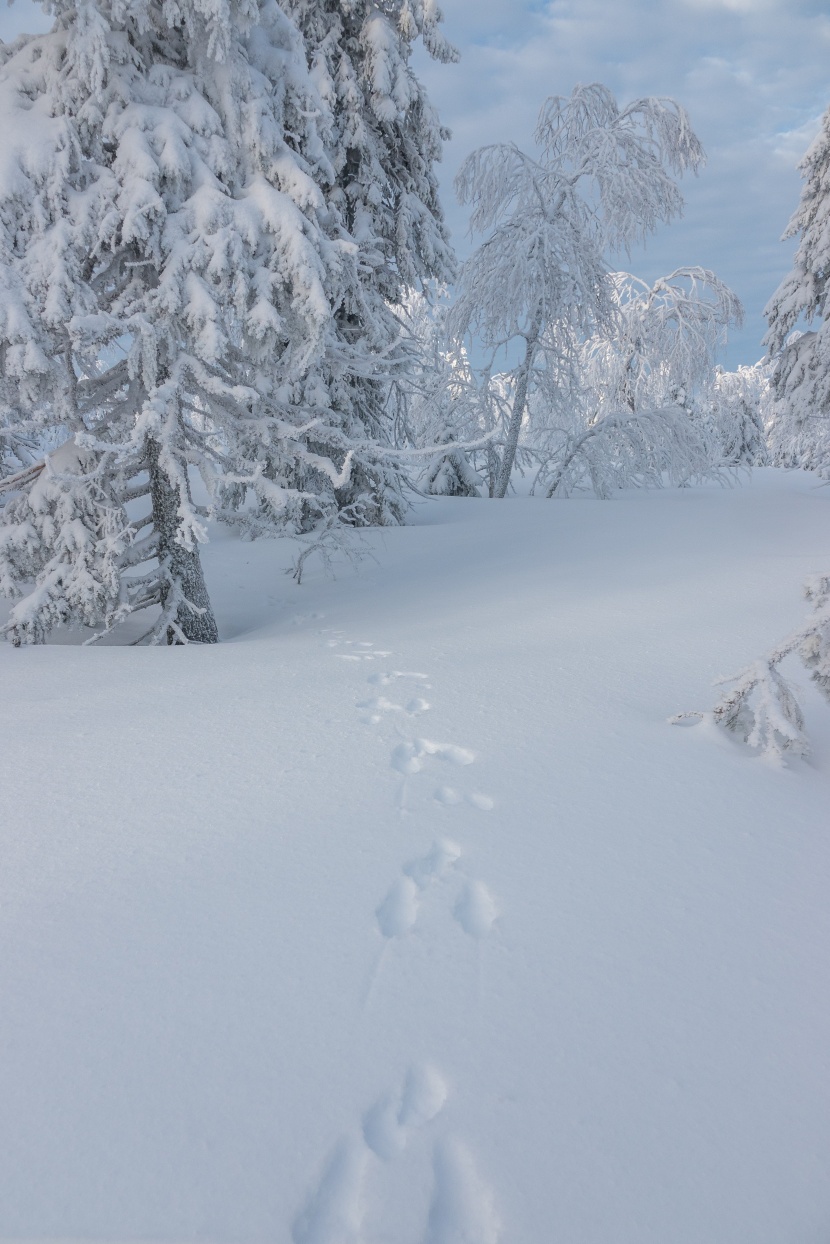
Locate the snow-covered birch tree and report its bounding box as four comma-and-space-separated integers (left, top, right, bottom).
533, 267, 742, 497
449, 83, 706, 498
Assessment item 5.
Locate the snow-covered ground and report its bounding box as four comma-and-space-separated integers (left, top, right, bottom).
1, 468, 828, 1243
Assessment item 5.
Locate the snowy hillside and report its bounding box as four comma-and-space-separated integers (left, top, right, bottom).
1, 470, 829, 1242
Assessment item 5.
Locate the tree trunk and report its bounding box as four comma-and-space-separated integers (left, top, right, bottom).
493, 316, 541, 499
148, 438, 219, 644
486, 443, 499, 497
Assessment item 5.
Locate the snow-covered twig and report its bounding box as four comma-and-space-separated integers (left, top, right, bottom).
0, 461, 46, 499
673, 574, 830, 760
289, 506, 378, 585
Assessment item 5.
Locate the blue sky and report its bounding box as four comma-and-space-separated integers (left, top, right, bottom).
416, 0, 830, 367
2, 0, 828, 367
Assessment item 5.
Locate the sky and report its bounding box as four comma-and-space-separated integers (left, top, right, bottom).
2, 0, 828, 368
415, 0, 830, 368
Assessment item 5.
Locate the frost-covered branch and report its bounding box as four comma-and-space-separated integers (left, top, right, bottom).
449, 84, 708, 497
674, 575, 830, 761
289, 507, 378, 584
0, 461, 46, 498
536, 403, 716, 498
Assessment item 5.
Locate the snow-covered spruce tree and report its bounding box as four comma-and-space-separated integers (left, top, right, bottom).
285, 0, 456, 300
0, 0, 395, 644
681, 111, 830, 758
271, 0, 458, 521
449, 83, 706, 498
703, 361, 770, 467
765, 102, 830, 475
534, 267, 742, 497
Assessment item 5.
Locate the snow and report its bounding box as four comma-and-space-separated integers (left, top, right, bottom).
1, 469, 829, 1242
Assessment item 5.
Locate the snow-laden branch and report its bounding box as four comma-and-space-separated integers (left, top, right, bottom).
0, 461, 46, 498
673, 575, 830, 761
0, 0, 457, 643
449, 84, 712, 497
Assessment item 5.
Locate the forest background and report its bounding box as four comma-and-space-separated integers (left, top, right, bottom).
2, 0, 829, 370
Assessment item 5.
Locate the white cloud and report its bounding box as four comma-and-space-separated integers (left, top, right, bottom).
770, 115, 823, 166
680, 0, 778, 12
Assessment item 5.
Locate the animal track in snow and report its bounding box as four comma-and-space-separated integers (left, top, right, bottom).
362, 1063, 448, 1160
325, 636, 392, 661
434, 786, 495, 812
453, 880, 500, 940
376, 875, 421, 938
376, 839, 461, 939
337, 651, 392, 661
292, 1136, 368, 1244
357, 695, 431, 725
426, 1137, 502, 1244
375, 840, 497, 943
404, 838, 462, 889
295, 1065, 472, 1243
391, 739, 476, 776
303, 637, 504, 1238
336, 639, 501, 938
434, 786, 463, 806
368, 670, 431, 688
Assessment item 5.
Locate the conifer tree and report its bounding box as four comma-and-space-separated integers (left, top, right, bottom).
0, 0, 455, 643
765, 103, 830, 474
705, 362, 770, 467
278, 0, 458, 522
683, 108, 830, 757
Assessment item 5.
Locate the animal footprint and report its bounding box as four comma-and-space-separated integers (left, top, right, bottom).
333, 639, 392, 661
404, 839, 462, 890
434, 787, 494, 811
453, 880, 499, 939
338, 652, 392, 662
391, 739, 475, 775
292, 1136, 368, 1244
357, 695, 431, 724
376, 876, 421, 938
399, 1064, 449, 1129
294, 1121, 499, 1244
376, 840, 461, 939
362, 1064, 448, 1160
425, 1137, 501, 1244
368, 670, 431, 688
434, 786, 463, 806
